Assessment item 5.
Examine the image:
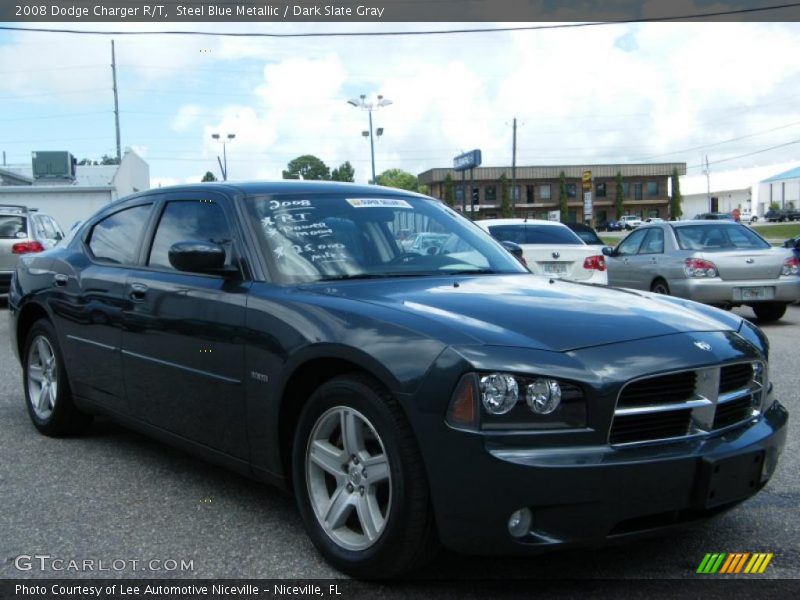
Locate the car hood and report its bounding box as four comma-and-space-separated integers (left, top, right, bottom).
307, 274, 743, 352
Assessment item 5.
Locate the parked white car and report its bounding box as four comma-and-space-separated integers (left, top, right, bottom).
476, 218, 607, 284
618, 215, 643, 229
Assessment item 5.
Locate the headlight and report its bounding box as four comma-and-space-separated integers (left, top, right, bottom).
480, 373, 519, 415
526, 379, 562, 414
446, 371, 586, 430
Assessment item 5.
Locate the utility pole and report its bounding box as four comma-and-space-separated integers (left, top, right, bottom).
511, 117, 517, 210
704, 154, 711, 212
111, 40, 121, 163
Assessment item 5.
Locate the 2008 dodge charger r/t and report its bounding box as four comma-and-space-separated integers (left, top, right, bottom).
8, 182, 787, 578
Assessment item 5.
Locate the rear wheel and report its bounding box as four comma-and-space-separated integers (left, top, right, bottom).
23, 319, 92, 436
292, 374, 437, 579
650, 278, 670, 295
751, 302, 787, 322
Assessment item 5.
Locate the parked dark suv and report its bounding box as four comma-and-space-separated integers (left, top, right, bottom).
8, 182, 787, 578
765, 209, 800, 222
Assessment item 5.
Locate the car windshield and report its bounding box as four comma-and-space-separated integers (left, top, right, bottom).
245, 195, 526, 283
488, 224, 583, 245
675, 225, 770, 251
0, 215, 26, 238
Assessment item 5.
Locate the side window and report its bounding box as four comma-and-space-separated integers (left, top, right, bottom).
48, 216, 64, 239
87, 204, 152, 264
39, 217, 57, 240
638, 228, 664, 254
148, 200, 234, 270
616, 229, 647, 256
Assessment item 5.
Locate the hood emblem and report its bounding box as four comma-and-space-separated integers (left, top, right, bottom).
694, 341, 712, 351
552, 251, 560, 259
746, 258, 754, 264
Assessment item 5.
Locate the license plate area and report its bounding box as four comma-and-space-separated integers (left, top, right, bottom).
541, 262, 568, 275
740, 287, 766, 300
692, 451, 765, 509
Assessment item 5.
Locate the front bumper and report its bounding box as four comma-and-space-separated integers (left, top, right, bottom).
427, 401, 787, 554
668, 276, 800, 304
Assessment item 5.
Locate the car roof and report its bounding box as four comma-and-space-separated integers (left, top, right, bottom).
671, 220, 741, 228
477, 218, 565, 227
118, 180, 432, 201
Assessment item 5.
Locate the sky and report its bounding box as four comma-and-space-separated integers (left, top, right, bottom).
1, 20, 800, 187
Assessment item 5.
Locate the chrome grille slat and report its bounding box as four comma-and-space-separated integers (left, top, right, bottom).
609, 361, 764, 446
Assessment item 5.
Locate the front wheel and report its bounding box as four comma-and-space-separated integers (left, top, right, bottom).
292, 374, 437, 579
751, 302, 787, 322
23, 319, 92, 436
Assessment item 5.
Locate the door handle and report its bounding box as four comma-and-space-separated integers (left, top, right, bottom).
129, 283, 148, 301
53, 274, 68, 287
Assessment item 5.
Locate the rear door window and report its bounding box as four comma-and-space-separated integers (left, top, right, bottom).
87, 204, 152, 264
638, 228, 664, 254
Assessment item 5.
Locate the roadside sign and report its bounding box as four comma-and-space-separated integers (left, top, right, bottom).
583, 192, 593, 217
453, 149, 482, 172
582, 170, 592, 191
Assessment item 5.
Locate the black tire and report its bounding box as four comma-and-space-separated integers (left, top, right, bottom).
751, 303, 787, 322
292, 373, 437, 579
650, 278, 670, 295
22, 319, 92, 436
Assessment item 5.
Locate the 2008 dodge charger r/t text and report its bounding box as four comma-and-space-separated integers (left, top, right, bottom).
8, 182, 787, 578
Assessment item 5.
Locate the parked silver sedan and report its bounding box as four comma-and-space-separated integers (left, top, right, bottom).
603, 221, 800, 321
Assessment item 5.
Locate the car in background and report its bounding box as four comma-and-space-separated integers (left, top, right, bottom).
740, 208, 758, 223
1, 205, 64, 297
782, 235, 800, 260
603, 221, 800, 321
602, 219, 624, 232
764, 209, 800, 222
618, 215, 643, 230
403, 232, 450, 254
477, 218, 607, 284
693, 212, 734, 221
565, 222, 605, 247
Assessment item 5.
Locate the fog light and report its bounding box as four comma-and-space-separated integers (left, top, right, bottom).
526, 379, 562, 414
508, 508, 532, 538
480, 373, 519, 415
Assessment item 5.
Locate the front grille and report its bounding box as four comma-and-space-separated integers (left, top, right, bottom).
609, 361, 763, 446
609, 409, 692, 445
719, 363, 753, 393
618, 371, 696, 407
713, 395, 756, 429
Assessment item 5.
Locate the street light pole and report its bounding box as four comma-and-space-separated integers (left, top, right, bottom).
212, 132, 236, 181
348, 94, 392, 184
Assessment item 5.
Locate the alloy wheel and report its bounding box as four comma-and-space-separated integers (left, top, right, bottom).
305, 406, 392, 551
27, 335, 58, 420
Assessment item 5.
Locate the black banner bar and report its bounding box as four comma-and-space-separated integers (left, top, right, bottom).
2, 1, 800, 24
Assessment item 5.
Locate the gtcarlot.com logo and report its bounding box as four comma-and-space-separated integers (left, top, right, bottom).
14, 554, 194, 573
696, 552, 774, 574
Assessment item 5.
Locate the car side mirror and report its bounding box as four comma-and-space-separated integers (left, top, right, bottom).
500, 240, 524, 260
601, 246, 616, 257
168, 240, 235, 276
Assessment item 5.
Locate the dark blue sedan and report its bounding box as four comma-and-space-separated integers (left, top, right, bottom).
7, 181, 787, 578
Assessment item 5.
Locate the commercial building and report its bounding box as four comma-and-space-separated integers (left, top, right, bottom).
759, 166, 800, 210
418, 163, 686, 224
0, 149, 149, 230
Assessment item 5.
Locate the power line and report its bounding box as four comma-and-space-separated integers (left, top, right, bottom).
2, 3, 800, 38
686, 139, 800, 169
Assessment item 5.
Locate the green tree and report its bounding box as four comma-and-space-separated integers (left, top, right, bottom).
331, 161, 355, 182
443, 174, 455, 207
100, 154, 120, 165
201, 171, 217, 182
669, 167, 683, 220
376, 168, 420, 192
282, 155, 331, 180
788, 201, 796, 210
558, 171, 569, 223
769, 201, 780, 210
499, 173, 514, 218
614, 171, 625, 219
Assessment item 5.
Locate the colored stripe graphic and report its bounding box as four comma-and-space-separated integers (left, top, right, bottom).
698, 552, 773, 574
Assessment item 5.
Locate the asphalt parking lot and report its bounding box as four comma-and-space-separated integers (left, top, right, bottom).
0, 303, 798, 581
